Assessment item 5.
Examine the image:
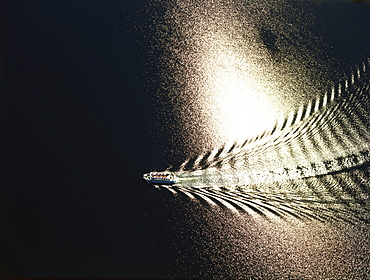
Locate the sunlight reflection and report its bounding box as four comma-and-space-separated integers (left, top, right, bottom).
198, 37, 278, 142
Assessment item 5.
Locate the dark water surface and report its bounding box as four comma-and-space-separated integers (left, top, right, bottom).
2, 0, 370, 279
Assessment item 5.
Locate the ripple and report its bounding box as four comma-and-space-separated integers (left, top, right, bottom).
153, 59, 370, 224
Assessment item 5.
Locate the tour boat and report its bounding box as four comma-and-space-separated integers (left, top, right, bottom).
143, 171, 177, 185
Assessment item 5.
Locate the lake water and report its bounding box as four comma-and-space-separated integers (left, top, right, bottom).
2, 0, 370, 279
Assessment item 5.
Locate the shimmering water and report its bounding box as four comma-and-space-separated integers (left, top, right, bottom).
165, 197, 370, 278
151, 0, 346, 152
4, 1, 370, 279
145, 0, 370, 278
154, 58, 370, 225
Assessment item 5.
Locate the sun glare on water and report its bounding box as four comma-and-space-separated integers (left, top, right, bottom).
198, 38, 279, 143
158, 0, 328, 151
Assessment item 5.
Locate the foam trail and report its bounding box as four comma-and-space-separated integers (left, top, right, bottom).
175, 150, 370, 189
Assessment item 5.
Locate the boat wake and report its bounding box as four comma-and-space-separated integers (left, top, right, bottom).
151, 59, 370, 224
